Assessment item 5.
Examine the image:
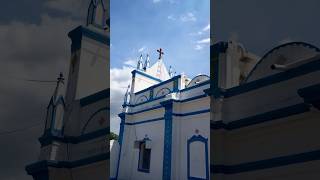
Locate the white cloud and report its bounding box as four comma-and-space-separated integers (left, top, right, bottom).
167, 15, 176, 21
180, 12, 196, 22
138, 46, 146, 52
153, 0, 161, 3
124, 58, 137, 67
197, 38, 210, 44
44, 0, 88, 18
194, 44, 203, 50
110, 65, 134, 133
202, 24, 210, 31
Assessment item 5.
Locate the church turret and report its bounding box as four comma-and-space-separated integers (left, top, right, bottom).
87, 0, 108, 31
44, 73, 66, 136
143, 54, 150, 70
137, 54, 144, 70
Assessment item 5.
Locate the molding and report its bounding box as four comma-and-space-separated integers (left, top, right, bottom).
173, 109, 210, 117
39, 128, 109, 147
134, 74, 181, 96
80, 88, 109, 107
187, 135, 209, 180
245, 42, 320, 82
26, 152, 109, 176
132, 70, 162, 84
125, 117, 164, 125
211, 103, 310, 130
68, 26, 109, 52
217, 58, 320, 98
211, 149, 320, 174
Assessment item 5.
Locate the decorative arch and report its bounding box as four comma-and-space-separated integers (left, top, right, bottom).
81, 107, 108, 135
186, 74, 210, 88
187, 134, 209, 180
155, 87, 171, 98
135, 95, 149, 104
245, 42, 320, 82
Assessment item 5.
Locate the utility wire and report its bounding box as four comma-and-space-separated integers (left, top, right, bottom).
0, 122, 42, 136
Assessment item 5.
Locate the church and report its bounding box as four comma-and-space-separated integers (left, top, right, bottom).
110, 49, 210, 180
25, 0, 109, 179
209, 40, 320, 179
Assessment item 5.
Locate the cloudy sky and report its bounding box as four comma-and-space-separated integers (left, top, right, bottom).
110, 0, 210, 134
213, 0, 320, 56
0, 0, 90, 179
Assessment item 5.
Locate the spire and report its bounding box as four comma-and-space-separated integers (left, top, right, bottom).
168, 66, 175, 78
137, 54, 144, 70
143, 54, 150, 70
123, 84, 131, 106
86, 0, 107, 30
53, 72, 65, 101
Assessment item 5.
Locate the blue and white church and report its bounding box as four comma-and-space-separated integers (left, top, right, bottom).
26, 0, 110, 179
110, 49, 211, 180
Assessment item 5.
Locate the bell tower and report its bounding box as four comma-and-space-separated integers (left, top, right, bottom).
26, 1, 110, 179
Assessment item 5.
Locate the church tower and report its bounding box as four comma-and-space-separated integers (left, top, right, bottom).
26, 1, 109, 179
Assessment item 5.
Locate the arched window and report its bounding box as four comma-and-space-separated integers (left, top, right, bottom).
187, 135, 209, 180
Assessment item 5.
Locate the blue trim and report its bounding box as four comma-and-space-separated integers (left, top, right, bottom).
180, 80, 210, 93
81, 107, 108, 134
126, 105, 163, 115
161, 100, 173, 180
173, 109, 210, 117
39, 128, 109, 147
218, 58, 320, 98
211, 149, 320, 174
115, 113, 125, 180
123, 95, 208, 119
187, 135, 209, 180
245, 42, 320, 82
80, 89, 109, 107
125, 117, 164, 125
134, 74, 181, 96
124, 108, 209, 125
26, 152, 109, 175
128, 93, 207, 109
132, 70, 162, 84
68, 26, 109, 50
210, 103, 310, 130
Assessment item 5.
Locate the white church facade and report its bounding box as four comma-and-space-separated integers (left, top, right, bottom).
209, 41, 320, 179
110, 50, 211, 180
25, 0, 109, 179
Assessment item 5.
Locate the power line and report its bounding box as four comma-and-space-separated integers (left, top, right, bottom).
0, 122, 42, 136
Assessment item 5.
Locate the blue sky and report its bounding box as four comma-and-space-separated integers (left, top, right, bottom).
110, 0, 210, 133
110, 0, 209, 75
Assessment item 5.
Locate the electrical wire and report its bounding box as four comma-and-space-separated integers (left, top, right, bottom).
0, 122, 42, 136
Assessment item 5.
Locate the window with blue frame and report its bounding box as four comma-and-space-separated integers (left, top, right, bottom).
138, 141, 151, 172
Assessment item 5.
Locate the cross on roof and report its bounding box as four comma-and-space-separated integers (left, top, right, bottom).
157, 48, 164, 59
